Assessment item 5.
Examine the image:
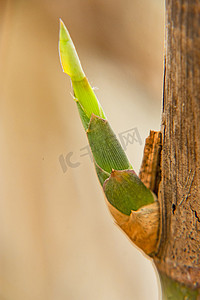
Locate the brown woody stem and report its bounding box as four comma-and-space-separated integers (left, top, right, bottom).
154, 0, 200, 293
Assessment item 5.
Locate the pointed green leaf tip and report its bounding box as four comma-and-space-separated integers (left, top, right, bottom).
59, 19, 105, 122
59, 19, 85, 81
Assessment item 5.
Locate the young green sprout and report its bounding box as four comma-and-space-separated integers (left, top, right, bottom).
59, 20, 159, 255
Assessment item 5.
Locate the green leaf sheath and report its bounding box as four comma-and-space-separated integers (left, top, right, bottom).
87, 115, 132, 174
76, 101, 91, 131
59, 19, 155, 215
103, 170, 154, 215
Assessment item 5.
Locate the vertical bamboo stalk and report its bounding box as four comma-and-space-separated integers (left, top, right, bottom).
154, 0, 200, 296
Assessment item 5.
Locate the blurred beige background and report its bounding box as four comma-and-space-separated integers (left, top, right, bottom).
0, 0, 164, 299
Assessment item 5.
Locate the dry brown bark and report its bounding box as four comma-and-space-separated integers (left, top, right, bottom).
154, 0, 200, 289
